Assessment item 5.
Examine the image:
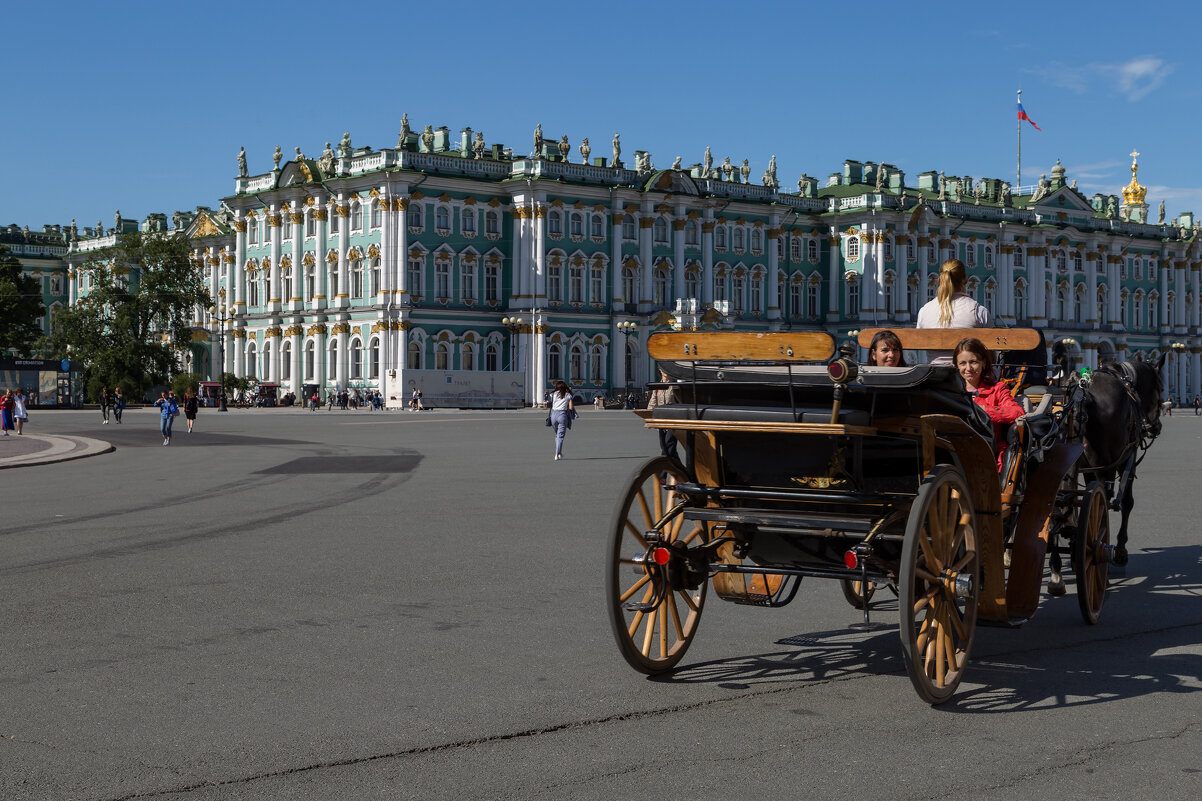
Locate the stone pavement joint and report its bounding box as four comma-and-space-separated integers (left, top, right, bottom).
0, 433, 113, 469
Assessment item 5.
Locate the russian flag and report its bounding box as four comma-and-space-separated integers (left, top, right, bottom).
1017, 102, 1041, 131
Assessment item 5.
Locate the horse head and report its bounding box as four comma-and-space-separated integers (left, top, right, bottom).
1132, 353, 1165, 439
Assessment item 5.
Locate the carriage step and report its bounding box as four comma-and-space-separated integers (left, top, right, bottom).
683, 507, 874, 533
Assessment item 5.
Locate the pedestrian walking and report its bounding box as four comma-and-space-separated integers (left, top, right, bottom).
112, 388, 125, 423
13, 388, 29, 435
153, 391, 180, 445
183, 390, 199, 433
1195, 395, 1199, 416
1, 389, 14, 436
99, 386, 111, 424
548, 380, 576, 461
646, 368, 680, 461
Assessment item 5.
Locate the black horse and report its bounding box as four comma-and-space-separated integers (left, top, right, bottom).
1049, 355, 1164, 592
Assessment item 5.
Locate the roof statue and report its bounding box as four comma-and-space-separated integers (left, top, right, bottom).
999, 181, 1011, 206
338, 132, 352, 159
1030, 174, 1050, 203
1122, 149, 1147, 207
739, 159, 751, 184
973, 179, 984, 205
797, 173, 809, 193
421, 125, 434, 152
237, 147, 247, 178
721, 157, 733, 181
766, 154, 778, 188
937, 171, 946, 200
1158, 200, 1166, 225
533, 124, 543, 155
558, 135, 570, 162
398, 113, 410, 148
1106, 196, 1117, 219
579, 137, 591, 164
702, 146, 713, 179
874, 163, 885, 192
612, 133, 621, 168
672, 156, 682, 170
319, 143, 336, 176
472, 131, 486, 160
273, 146, 282, 169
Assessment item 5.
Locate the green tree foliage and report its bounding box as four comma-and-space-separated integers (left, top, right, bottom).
49, 232, 209, 398
0, 245, 46, 355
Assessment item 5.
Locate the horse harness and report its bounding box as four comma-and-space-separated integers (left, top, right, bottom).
1077, 361, 1159, 478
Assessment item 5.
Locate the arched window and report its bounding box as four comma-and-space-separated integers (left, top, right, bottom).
435, 259, 450, 299
1014, 281, 1027, 320
485, 211, 499, 236
370, 202, 381, 229
281, 341, 292, 381
408, 340, 422, 369
751, 229, 762, 253
352, 204, 363, 231
548, 210, 562, 236
549, 263, 563, 302
985, 246, 994, 268
808, 238, 819, 262
408, 256, 424, 300
570, 212, 583, 237
306, 262, 316, 301
1013, 247, 1024, 267
486, 343, 499, 371
462, 342, 475, 371
246, 342, 257, 379
350, 339, 363, 379
570, 263, 583, 303
282, 267, 293, 301
548, 344, 563, 380
485, 263, 499, 302
371, 258, 381, 297
329, 263, 339, 297
591, 262, 605, 302
328, 341, 337, 380
733, 228, 745, 251
591, 214, 603, 239
622, 214, 636, 241
733, 273, 746, 313
686, 221, 698, 246
685, 267, 699, 299
461, 258, 476, 302
369, 337, 380, 379
591, 345, 603, 381
653, 268, 668, 307
570, 344, 583, 381
808, 278, 821, 318
653, 217, 668, 244
846, 236, 860, 262
435, 342, 450, 370
305, 340, 315, 380
965, 244, 976, 266
462, 209, 476, 236
750, 274, 763, 314
351, 260, 364, 299
409, 204, 424, 233
435, 206, 450, 233
715, 226, 726, 249
622, 266, 637, 304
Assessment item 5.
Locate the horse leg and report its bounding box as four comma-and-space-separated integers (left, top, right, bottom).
1048, 532, 1066, 596
1114, 480, 1134, 566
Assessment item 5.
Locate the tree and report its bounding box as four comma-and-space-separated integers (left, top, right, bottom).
0, 245, 45, 355
49, 231, 209, 398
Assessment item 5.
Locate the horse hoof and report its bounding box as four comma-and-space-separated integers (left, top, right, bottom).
1048, 580, 1066, 597
1113, 547, 1129, 567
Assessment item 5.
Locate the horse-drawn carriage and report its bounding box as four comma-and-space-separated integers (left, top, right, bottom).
606, 328, 1160, 704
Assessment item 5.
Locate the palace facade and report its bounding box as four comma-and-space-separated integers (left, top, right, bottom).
58, 123, 1202, 405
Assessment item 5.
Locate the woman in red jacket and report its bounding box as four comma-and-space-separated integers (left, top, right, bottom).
954, 337, 1023, 471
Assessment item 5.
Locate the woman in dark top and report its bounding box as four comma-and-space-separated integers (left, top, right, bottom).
183, 390, 200, 433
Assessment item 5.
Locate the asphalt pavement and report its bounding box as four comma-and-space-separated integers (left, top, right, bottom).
2, 406, 1200, 800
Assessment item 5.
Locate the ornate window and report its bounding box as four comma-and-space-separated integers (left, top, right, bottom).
570, 212, 584, 239
591, 345, 603, 381
328, 341, 337, 380
329, 263, 339, 297
548, 343, 563, 380
462, 208, 476, 237
351, 259, 364, 299
907, 238, 916, 262
1014, 281, 1027, 320
246, 342, 258, 379
248, 220, 259, 245
369, 337, 380, 378
591, 214, 604, 240
733, 227, 744, 252
1013, 247, 1024, 267
435, 342, 450, 370
408, 257, 424, 300
590, 262, 604, 303
686, 221, 698, 246
927, 241, 937, 263
807, 278, 821, 318
461, 258, 476, 302
985, 246, 994, 268
750, 274, 763, 313
846, 235, 860, 262
352, 204, 363, 232
371, 258, 381, 297
306, 262, 316, 301
570, 263, 583, 303
329, 212, 340, 235
965, 244, 976, 266
549, 262, 563, 303
848, 276, 860, 313
715, 226, 726, 250
306, 213, 316, 238
808, 238, 819, 262
485, 263, 499, 302
714, 269, 728, 303
653, 268, 668, 307
435, 261, 450, 300
350, 339, 363, 379
305, 340, 315, 380
622, 266, 637, 304
1072, 252, 1082, 272
622, 214, 636, 241
462, 342, 475, 371
883, 238, 893, 262
485, 211, 499, 238
370, 203, 381, 229
653, 217, 668, 244
733, 273, 745, 314
749, 228, 761, 254
570, 344, 583, 382
685, 266, 699, 300
789, 280, 802, 318
409, 204, 424, 233
548, 210, 562, 237
408, 340, 422, 369
435, 206, 450, 235
486, 343, 499, 371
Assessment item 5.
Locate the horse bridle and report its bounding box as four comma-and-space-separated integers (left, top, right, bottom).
1094, 361, 1162, 464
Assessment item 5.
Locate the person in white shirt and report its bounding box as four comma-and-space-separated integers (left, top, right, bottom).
915, 259, 992, 363
548, 380, 575, 461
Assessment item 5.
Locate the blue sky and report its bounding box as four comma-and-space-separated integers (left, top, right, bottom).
4, 0, 1200, 229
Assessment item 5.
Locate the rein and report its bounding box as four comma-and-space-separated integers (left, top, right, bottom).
1077, 362, 1159, 474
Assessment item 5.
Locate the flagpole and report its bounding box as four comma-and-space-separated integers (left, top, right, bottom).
1016, 89, 1022, 189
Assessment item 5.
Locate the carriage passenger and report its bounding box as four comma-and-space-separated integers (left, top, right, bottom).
955, 337, 1024, 471
866, 329, 906, 367
916, 259, 992, 363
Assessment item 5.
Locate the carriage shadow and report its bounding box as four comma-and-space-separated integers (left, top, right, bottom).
657, 545, 1202, 711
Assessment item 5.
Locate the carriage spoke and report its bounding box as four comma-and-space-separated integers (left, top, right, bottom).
636, 490, 653, 531
619, 573, 651, 603
668, 513, 685, 541
678, 587, 700, 612
914, 565, 941, 583
657, 601, 668, 659
628, 583, 655, 639
624, 519, 648, 548
680, 523, 704, 545
918, 528, 942, 573
668, 593, 685, 640
652, 478, 663, 521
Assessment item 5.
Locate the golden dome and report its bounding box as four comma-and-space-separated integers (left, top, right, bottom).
1122, 149, 1147, 206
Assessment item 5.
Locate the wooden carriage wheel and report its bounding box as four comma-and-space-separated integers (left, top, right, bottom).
1074, 482, 1110, 625
840, 579, 876, 609
606, 456, 708, 674
899, 466, 980, 705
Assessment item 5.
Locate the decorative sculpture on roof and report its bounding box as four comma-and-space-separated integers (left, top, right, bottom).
533, 124, 543, 155
721, 157, 733, 181
999, 182, 1011, 206
273, 146, 282, 169
765, 154, 778, 188
797, 173, 809, 194
398, 113, 411, 148
558, 135, 570, 162
1030, 174, 1050, 203
1105, 196, 1117, 218
421, 125, 435, 153
338, 132, 352, 159
672, 156, 682, 170
740, 159, 751, 184
579, 137, 591, 164
1158, 200, 1166, 225
472, 131, 486, 160
612, 133, 621, 168
635, 151, 653, 175
973, 179, 984, 204
237, 147, 248, 178
319, 142, 337, 175
937, 171, 946, 200
702, 146, 713, 179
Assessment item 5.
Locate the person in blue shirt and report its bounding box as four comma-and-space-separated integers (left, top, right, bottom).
153, 391, 180, 445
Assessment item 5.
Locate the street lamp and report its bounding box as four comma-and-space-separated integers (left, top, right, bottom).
617, 320, 638, 395
208, 303, 229, 412
502, 316, 523, 371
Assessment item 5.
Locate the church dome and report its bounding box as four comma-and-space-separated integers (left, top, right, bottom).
1122, 150, 1147, 206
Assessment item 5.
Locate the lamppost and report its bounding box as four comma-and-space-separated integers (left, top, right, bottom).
502, 316, 523, 371
208, 303, 229, 412
617, 320, 638, 397
1171, 341, 1187, 400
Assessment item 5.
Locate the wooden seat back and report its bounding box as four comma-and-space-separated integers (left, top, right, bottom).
856, 327, 1042, 353
647, 331, 836, 363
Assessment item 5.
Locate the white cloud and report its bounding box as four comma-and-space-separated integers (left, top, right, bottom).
1023, 56, 1173, 101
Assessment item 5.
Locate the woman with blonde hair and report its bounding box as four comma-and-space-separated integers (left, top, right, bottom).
916, 258, 992, 362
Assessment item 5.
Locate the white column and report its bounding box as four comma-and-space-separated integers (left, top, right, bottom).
335, 323, 348, 390
701, 216, 714, 307
638, 206, 653, 311
234, 215, 248, 313
269, 329, 282, 383
512, 207, 525, 301
268, 206, 282, 311
1158, 258, 1169, 332
1085, 255, 1099, 327
335, 198, 349, 309
826, 229, 842, 322
314, 201, 328, 310
859, 231, 875, 319
233, 330, 245, 376
291, 327, 302, 393
673, 214, 686, 303
534, 205, 546, 305
1191, 265, 1200, 329
1107, 254, 1122, 326
1174, 261, 1187, 333
290, 205, 303, 308
1191, 349, 1201, 398
610, 207, 624, 311
766, 220, 780, 320
396, 198, 409, 299
1029, 243, 1046, 327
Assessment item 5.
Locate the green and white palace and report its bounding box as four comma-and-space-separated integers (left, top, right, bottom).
58, 123, 1202, 406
